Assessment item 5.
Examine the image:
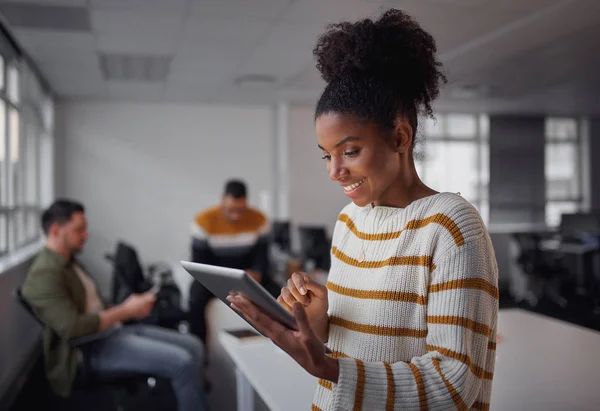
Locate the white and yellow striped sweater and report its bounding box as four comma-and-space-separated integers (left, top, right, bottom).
313, 192, 498, 411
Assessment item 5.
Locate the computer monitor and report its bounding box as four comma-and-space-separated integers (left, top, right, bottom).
559, 213, 600, 239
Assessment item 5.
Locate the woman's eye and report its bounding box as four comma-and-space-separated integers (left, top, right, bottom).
321, 154, 331, 160
344, 150, 359, 157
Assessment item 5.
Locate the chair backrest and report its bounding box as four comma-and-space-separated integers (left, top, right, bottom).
114, 241, 149, 293
13, 287, 45, 328
271, 221, 291, 252
298, 226, 331, 270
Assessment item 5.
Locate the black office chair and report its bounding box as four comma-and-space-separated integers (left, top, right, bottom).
298, 226, 332, 271
13, 288, 172, 410
513, 233, 568, 308
271, 221, 291, 253
106, 241, 186, 330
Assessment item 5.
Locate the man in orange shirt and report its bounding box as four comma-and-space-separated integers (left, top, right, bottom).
188, 179, 279, 344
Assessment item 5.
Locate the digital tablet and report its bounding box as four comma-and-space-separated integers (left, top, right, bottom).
180, 261, 297, 331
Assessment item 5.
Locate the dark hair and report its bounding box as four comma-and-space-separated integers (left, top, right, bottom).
313, 9, 447, 142
41, 199, 85, 235
223, 179, 247, 199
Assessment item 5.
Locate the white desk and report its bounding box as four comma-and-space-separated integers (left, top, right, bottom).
221, 309, 600, 411
219, 331, 317, 411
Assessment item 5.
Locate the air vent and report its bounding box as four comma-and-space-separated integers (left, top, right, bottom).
99, 53, 172, 83
0, 3, 91, 31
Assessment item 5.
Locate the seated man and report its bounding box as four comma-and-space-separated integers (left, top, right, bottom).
189, 179, 279, 344
22, 200, 208, 411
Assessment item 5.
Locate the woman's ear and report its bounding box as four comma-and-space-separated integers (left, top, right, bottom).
393, 118, 413, 153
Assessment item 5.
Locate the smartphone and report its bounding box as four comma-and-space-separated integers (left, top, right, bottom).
149, 284, 161, 295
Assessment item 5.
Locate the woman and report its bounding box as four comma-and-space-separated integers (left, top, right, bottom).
227, 8, 498, 411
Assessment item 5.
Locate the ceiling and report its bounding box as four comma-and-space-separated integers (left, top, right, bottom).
0, 0, 599, 115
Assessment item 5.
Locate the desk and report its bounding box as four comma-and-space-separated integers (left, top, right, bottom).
540, 239, 600, 296
219, 331, 317, 411
222, 309, 600, 411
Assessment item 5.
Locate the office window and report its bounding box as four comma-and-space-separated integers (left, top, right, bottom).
0, 51, 53, 259
418, 114, 489, 223
545, 118, 581, 228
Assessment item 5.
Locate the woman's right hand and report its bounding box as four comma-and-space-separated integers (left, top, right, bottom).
278, 272, 329, 341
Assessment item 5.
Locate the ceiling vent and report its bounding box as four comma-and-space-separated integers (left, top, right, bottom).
0, 3, 91, 31
99, 53, 172, 83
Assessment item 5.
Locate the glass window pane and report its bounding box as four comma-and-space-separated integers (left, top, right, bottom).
0, 214, 6, 253
546, 201, 579, 228
545, 118, 577, 141
25, 122, 38, 205
0, 55, 4, 90
0, 101, 5, 206
7, 64, 19, 104
9, 108, 21, 206
15, 209, 25, 246
424, 116, 444, 138
447, 114, 477, 138
546, 142, 579, 199
422, 141, 480, 202
26, 210, 38, 240
479, 115, 490, 140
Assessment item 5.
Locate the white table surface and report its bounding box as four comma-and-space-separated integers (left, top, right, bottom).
219, 331, 318, 411
221, 308, 600, 411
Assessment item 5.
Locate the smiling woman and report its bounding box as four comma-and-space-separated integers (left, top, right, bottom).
230, 8, 499, 411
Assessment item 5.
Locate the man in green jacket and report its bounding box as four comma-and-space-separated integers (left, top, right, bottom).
22, 199, 207, 411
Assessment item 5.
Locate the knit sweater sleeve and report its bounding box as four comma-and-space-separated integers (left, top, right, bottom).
331, 234, 499, 411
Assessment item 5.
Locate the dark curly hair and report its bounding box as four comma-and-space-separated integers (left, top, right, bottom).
313, 9, 447, 142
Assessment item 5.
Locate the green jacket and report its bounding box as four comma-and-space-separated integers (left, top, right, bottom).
21, 247, 101, 397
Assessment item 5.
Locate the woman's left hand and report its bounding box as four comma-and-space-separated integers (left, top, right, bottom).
226, 293, 339, 383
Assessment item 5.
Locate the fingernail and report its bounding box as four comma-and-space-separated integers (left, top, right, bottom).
299, 286, 307, 295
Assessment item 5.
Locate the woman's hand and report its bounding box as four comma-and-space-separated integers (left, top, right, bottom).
278, 272, 329, 342
226, 294, 339, 383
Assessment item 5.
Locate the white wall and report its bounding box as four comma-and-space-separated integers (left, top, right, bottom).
56, 101, 274, 294
288, 105, 349, 242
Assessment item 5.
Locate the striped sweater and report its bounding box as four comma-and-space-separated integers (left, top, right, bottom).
312, 192, 498, 411
190, 206, 270, 273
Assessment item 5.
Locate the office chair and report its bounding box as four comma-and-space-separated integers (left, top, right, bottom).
13, 288, 171, 411
513, 233, 568, 308
271, 221, 291, 253
106, 241, 186, 330
298, 226, 331, 272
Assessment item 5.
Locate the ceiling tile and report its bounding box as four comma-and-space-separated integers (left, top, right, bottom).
108, 81, 165, 101
11, 28, 96, 50
91, 0, 188, 13
188, 0, 293, 22
237, 22, 322, 80
168, 58, 236, 87
0, 0, 88, 6
0, 2, 90, 31
97, 33, 177, 55
282, 0, 386, 25
180, 17, 271, 51
163, 84, 221, 102
91, 9, 184, 41
285, 64, 324, 90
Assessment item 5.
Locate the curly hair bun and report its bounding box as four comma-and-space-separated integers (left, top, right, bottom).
313, 9, 446, 116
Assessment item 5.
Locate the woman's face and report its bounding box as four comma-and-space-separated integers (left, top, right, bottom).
316, 112, 407, 207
